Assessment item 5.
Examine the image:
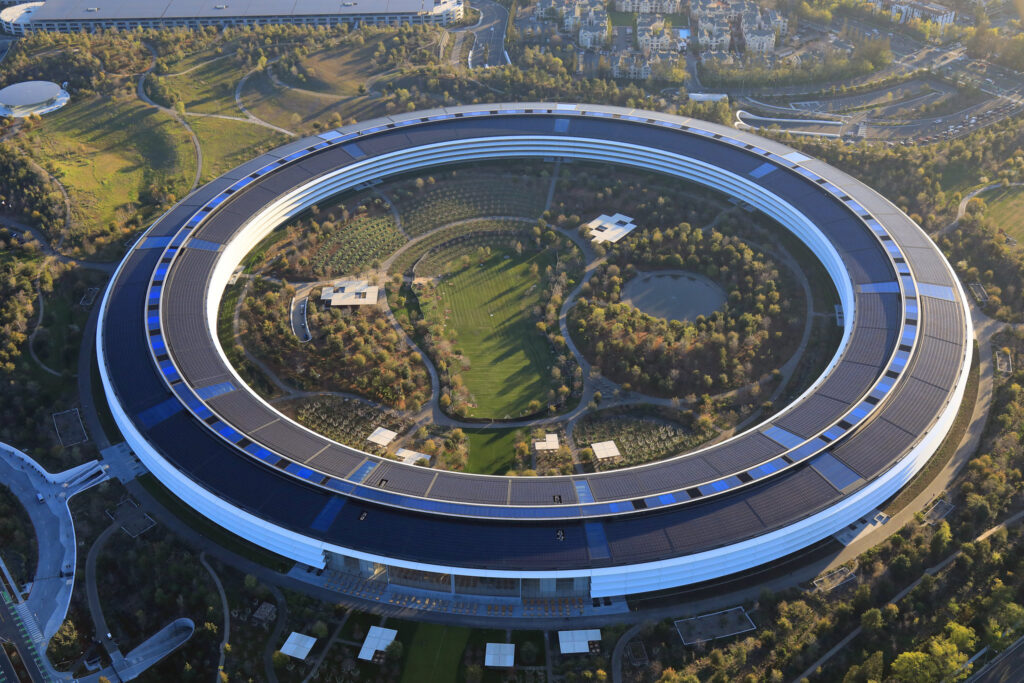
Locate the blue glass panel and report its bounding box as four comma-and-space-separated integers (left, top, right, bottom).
859, 281, 900, 294
811, 453, 862, 490
214, 423, 243, 443
310, 497, 345, 532
574, 480, 595, 504
285, 463, 317, 480
750, 162, 776, 178
137, 397, 183, 429
342, 142, 365, 159
584, 522, 611, 560
698, 479, 730, 496
195, 381, 235, 400
749, 457, 787, 479
349, 460, 377, 483
317, 130, 344, 141
763, 425, 805, 448
823, 425, 846, 441
326, 478, 354, 493
187, 239, 222, 252
789, 438, 828, 461
140, 236, 173, 249
900, 326, 917, 346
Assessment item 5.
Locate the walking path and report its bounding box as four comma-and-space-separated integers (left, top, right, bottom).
262, 584, 288, 683
939, 182, 1024, 237
0, 216, 116, 273
28, 282, 63, 378
199, 552, 231, 683
138, 43, 204, 193
235, 62, 298, 137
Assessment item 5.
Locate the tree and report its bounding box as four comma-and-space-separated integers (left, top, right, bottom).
931, 520, 953, 557
860, 607, 883, 635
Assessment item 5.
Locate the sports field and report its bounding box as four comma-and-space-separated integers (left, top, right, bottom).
435, 249, 557, 418
465, 428, 519, 475
980, 185, 1024, 243
400, 623, 471, 683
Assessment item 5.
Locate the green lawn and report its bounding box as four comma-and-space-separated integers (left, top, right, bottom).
162, 55, 246, 115
434, 249, 557, 418
980, 185, 1024, 242
400, 623, 471, 683
465, 428, 520, 474
239, 69, 384, 134
187, 115, 288, 183
279, 36, 388, 95
29, 95, 195, 256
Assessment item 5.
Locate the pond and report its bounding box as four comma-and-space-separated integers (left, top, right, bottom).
620, 270, 727, 322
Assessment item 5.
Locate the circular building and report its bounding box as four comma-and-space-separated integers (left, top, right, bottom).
0, 80, 69, 117
98, 104, 972, 610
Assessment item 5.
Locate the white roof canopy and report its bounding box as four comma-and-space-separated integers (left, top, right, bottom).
358, 626, 398, 661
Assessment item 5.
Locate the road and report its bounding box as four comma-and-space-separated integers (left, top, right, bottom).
466, 0, 509, 68
971, 632, 1024, 682
0, 591, 50, 683
84, 523, 124, 669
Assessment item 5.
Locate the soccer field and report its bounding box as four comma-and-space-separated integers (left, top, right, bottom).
436, 250, 557, 418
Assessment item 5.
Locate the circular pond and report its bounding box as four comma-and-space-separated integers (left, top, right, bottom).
620, 270, 727, 322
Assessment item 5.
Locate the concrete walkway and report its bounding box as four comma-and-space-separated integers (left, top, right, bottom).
0, 444, 109, 642
199, 552, 230, 683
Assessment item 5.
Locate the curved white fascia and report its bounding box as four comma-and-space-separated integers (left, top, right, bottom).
205, 136, 857, 478
98, 131, 971, 592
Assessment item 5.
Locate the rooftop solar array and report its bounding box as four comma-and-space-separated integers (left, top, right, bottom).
100, 105, 970, 572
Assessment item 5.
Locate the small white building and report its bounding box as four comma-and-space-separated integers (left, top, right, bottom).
583, 214, 637, 244
281, 632, 317, 660
591, 440, 621, 460
367, 427, 398, 447
320, 280, 379, 307
558, 629, 602, 654
358, 626, 398, 661
534, 433, 560, 451
485, 642, 515, 667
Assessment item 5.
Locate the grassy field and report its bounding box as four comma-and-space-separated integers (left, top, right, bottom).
187, 115, 288, 183
29, 95, 195, 255
278, 36, 388, 95
465, 428, 519, 474
400, 623, 472, 683
161, 55, 246, 115
240, 69, 384, 133
980, 185, 1024, 242
434, 249, 557, 418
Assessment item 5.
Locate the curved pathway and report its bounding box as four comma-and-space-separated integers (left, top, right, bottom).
234, 62, 298, 137
138, 43, 203, 193
0, 217, 115, 273
199, 552, 230, 683
262, 584, 288, 683
28, 282, 63, 378
939, 181, 1024, 237
85, 522, 121, 661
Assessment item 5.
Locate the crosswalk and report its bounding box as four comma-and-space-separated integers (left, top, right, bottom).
0, 592, 50, 682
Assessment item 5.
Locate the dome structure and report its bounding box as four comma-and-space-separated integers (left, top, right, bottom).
0, 80, 69, 117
